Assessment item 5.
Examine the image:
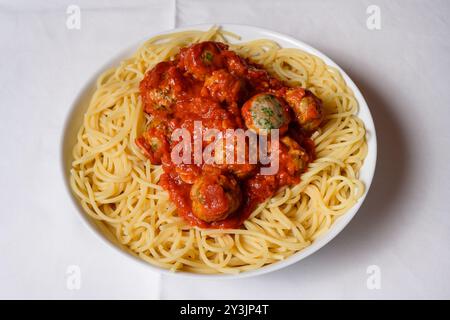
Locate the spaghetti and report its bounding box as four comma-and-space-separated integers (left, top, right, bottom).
70, 26, 367, 274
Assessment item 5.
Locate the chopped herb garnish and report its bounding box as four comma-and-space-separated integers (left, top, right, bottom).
203, 51, 213, 63
150, 139, 160, 151
261, 107, 274, 116
258, 118, 275, 129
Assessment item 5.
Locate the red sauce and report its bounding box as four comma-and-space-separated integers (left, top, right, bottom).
137, 41, 322, 229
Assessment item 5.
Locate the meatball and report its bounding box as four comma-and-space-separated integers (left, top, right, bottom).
222, 49, 249, 77
175, 164, 202, 184
177, 41, 228, 80
212, 135, 256, 179
280, 136, 310, 175
221, 51, 284, 91
284, 88, 324, 132
241, 93, 291, 134
140, 61, 187, 116
246, 65, 284, 92
135, 127, 169, 165
190, 173, 242, 223
202, 69, 247, 105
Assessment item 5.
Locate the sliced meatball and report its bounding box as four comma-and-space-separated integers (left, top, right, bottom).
284, 88, 324, 132
241, 93, 291, 134
177, 41, 228, 80
190, 172, 242, 223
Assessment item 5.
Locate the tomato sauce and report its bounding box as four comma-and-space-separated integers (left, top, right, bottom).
137, 41, 321, 229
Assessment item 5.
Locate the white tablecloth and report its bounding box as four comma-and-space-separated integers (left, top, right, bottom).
1, 0, 450, 299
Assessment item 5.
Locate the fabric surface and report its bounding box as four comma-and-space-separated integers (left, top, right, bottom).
0, 0, 175, 299
1, 0, 449, 299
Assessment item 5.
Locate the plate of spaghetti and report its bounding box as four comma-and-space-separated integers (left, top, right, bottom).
62, 24, 376, 277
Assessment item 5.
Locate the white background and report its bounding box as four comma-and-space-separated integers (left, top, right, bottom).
1, 0, 449, 299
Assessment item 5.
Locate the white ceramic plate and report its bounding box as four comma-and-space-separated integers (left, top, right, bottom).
61, 23, 377, 279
